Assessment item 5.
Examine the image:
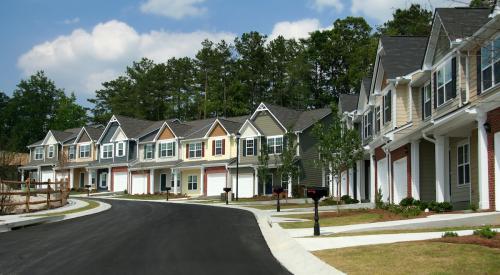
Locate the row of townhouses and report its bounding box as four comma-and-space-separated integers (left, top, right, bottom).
336, 7, 500, 211
19, 103, 331, 198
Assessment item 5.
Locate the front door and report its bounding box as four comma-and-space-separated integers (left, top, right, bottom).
265, 174, 273, 195
160, 174, 167, 192
79, 172, 85, 188
99, 172, 107, 189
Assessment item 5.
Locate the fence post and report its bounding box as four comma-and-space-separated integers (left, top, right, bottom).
47, 178, 51, 209
25, 179, 30, 213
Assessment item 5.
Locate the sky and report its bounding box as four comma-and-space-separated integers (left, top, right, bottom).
0, 0, 467, 107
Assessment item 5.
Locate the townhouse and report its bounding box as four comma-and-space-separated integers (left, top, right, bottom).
19, 103, 331, 199
342, 6, 500, 211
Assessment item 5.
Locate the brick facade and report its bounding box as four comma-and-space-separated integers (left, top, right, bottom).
487, 107, 500, 210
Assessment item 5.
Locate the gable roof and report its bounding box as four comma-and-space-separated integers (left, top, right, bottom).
436, 8, 491, 41
339, 94, 359, 113
380, 36, 428, 79
362, 77, 372, 99
293, 108, 331, 132
113, 115, 158, 139
264, 103, 302, 130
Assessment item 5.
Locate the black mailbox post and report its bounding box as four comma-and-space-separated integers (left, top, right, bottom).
223, 187, 232, 205
306, 186, 329, 236
273, 186, 285, 212
84, 184, 92, 197
165, 187, 171, 201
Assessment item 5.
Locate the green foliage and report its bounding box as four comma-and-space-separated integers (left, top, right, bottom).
320, 197, 342, 206
277, 129, 300, 197
341, 195, 359, 204
386, 204, 422, 218
377, 4, 432, 36
469, 202, 478, 212
399, 197, 415, 207
469, 0, 495, 8
257, 137, 270, 192
427, 201, 453, 213
442, 231, 459, 238
375, 187, 384, 209
473, 226, 497, 239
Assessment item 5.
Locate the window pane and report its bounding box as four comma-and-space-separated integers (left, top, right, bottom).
438, 87, 445, 105
483, 67, 493, 90
445, 81, 453, 100
465, 164, 470, 183
495, 60, 500, 85
458, 146, 463, 164
482, 44, 492, 69
494, 38, 500, 61
437, 69, 444, 86
458, 167, 464, 185
464, 145, 469, 163
445, 61, 452, 83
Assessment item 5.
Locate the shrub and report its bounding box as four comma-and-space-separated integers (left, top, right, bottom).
124, 189, 128, 195
320, 197, 341, 206
340, 195, 359, 204
375, 187, 384, 209
442, 231, 459, 238
385, 204, 421, 217
469, 203, 478, 212
399, 197, 415, 207
426, 201, 453, 213
473, 226, 497, 239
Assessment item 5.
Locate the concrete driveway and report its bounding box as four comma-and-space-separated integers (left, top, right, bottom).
0, 200, 290, 275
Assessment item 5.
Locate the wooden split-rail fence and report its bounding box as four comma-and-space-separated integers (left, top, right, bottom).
0, 178, 70, 213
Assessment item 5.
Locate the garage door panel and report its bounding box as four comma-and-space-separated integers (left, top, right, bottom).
377, 159, 389, 202
132, 174, 147, 195
207, 173, 226, 197
114, 172, 127, 192
393, 157, 408, 204
232, 174, 253, 198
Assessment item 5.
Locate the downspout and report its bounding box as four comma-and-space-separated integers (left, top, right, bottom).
422, 130, 436, 144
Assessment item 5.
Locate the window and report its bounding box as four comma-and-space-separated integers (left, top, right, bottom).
375, 107, 381, 133
436, 60, 453, 106
34, 147, 44, 160
215, 139, 223, 155
160, 142, 175, 158
172, 173, 180, 187
189, 143, 202, 158
363, 111, 373, 139
281, 174, 289, 188
267, 136, 283, 154
457, 143, 470, 185
422, 83, 432, 119
68, 146, 76, 160
188, 175, 198, 190
246, 139, 255, 156
101, 144, 113, 159
144, 144, 153, 160
383, 91, 392, 124
481, 37, 500, 92
116, 142, 125, 157
48, 145, 55, 158
79, 144, 91, 158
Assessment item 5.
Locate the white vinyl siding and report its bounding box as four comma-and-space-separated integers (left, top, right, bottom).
144, 144, 153, 160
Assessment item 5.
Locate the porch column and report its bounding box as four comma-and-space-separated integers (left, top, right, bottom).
150, 169, 155, 194
435, 135, 450, 202
173, 169, 178, 194
200, 167, 204, 196
356, 160, 363, 201
253, 167, 259, 196
370, 152, 376, 203
287, 174, 292, 198
21, 170, 25, 182
107, 168, 111, 191
69, 168, 74, 189
411, 140, 420, 200
477, 111, 490, 210
328, 163, 333, 198
88, 168, 93, 188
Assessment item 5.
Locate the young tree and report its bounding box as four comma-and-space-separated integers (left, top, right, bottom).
313, 103, 363, 202
377, 4, 432, 36
256, 138, 270, 196
277, 129, 300, 198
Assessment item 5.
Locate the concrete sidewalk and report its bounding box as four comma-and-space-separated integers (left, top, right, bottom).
0, 199, 110, 232
295, 228, 500, 251
284, 212, 500, 238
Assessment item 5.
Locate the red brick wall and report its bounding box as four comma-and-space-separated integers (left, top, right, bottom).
390, 143, 412, 202
487, 107, 500, 210
375, 146, 386, 161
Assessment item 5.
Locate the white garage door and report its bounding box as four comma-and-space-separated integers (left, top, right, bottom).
56, 171, 68, 182
232, 174, 254, 198
41, 170, 54, 182
114, 172, 127, 192
207, 173, 226, 197
131, 174, 148, 195
393, 157, 408, 204
377, 158, 389, 202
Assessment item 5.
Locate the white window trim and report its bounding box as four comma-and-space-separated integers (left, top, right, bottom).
457, 140, 470, 187
267, 135, 283, 155
144, 144, 154, 160
245, 138, 255, 156
188, 175, 198, 190
101, 143, 114, 159
116, 141, 125, 157
375, 106, 381, 134
68, 146, 76, 160
480, 36, 500, 94
214, 139, 223, 156
435, 58, 453, 107
281, 173, 289, 187
79, 143, 91, 159
363, 111, 372, 139
383, 89, 392, 125
47, 145, 55, 158
189, 142, 202, 159
34, 147, 44, 160
422, 82, 432, 119
159, 141, 175, 158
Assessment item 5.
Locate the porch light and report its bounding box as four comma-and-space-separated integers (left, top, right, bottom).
484, 122, 492, 133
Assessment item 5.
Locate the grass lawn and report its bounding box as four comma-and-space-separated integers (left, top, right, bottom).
319, 225, 500, 237
27, 200, 100, 217
278, 209, 425, 229
115, 194, 187, 200
313, 241, 500, 275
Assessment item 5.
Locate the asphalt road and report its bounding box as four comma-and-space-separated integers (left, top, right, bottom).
0, 200, 290, 275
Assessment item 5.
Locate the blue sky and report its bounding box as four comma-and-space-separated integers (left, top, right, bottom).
0, 0, 464, 106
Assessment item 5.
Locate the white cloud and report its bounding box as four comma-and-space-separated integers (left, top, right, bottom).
310, 0, 344, 12
140, 0, 207, 19
350, 0, 467, 23
269, 18, 323, 41
17, 20, 235, 101
63, 17, 80, 25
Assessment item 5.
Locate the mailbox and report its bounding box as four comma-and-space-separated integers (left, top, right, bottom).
223, 187, 232, 193
273, 186, 284, 195
307, 187, 328, 200
165, 187, 171, 191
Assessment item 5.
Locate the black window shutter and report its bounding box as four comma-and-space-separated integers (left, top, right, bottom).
433, 72, 437, 109
242, 140, 247, 157
283, 135, 288, 151
388, 90, 392, 121
143, 145, 147, 159
261, 137, 267, 154
421, 88, 425, 120
173, 142, 176, 156
382, 96, 385, 123
253, 138, 257, 156
451, 57, 457, 98
477, 50, 482, 95
152, 144, 155, 158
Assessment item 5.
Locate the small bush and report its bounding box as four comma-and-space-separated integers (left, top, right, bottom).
386, 204, 421, 217
399, 197, 415, 207
340, 195, 359, 204
468, 203, 478, 212
320, 197, 341, 206
426, 201, 453, 213
375, 187, 384, 209
123, 189, 128, 195
442, 231, 459, 238
473, 226, 497, 239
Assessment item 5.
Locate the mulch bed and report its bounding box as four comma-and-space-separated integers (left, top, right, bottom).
317, 208, 431, 221
434, 234, 500, 249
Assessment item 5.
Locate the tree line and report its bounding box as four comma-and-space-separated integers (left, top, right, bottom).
0, 4, 440, 153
